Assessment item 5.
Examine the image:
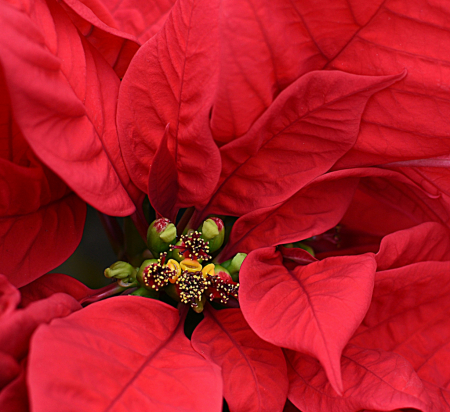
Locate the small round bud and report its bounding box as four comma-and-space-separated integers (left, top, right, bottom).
220, 253, 247, 282
147, 218, 177, 258
104, 261, 138, 281
200, 217, 225, 253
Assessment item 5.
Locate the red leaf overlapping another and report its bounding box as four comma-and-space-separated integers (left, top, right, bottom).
28, 298, 223, 412
0, 0, 139, 216
118, 0, 222, 210
191, 307, 288, 412
0, 275, 81, 412
239, 247, 376, 395
98, 0, 176, 44
0, 64, 86, 287
286, 223, 450, 411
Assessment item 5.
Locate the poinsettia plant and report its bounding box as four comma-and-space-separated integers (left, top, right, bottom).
2, 0, 450, 411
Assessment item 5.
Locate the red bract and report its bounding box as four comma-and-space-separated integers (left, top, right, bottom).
28, 298, 223, 412
239, 248, 376, 395
0, 0, 140, 217
0, 275, 81, 411
191, 308, 288, 411
285, 223, 450, 411
98, 0, 176, 43
117, 0, 222, 208
0, 65, 86, 287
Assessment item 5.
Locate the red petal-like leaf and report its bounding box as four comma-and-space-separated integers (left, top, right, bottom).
0, 276, 80, 411
210, 0, 328, 143
351, 259, 450, 398
279, 246, 317, 266
313, 0, 450, 167
191, 307, 288, 412
202, 70, 404, 218
0, 62, 87, 287
0, 275, 20, 318
60, 0, 140, 77
0, 0, 137, 216
118, 0, 221, 205
0, 364, 28, 412
28, 297, 223, 411
147, 125, 179, 221
0, 188, 86, 288
375, 222, 450, 271
0, 293, 81, 362
19, 273, 92, 308
218, 171, 359, 260
99, 0, 176, 43
239, 247, 376, 394
286, 345, 431, 411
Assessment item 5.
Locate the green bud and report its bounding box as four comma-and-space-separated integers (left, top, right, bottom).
220, 253, 247, 282
104, 261, 138, 281
200, 217, 225, 253
147, 218, 177, 258
201, 219, 220, 240
136, 259, 158, 288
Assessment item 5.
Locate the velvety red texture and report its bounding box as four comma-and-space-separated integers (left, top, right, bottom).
0, 63, 86, 287
18, 273, 92, 307
0, 0, 138, 216
201, 71, 404, 218
191, 307, 288, 412
286, 223, 450, 411
147, 125, 180, 221
0, 275, 81, 411
59, 0, 140, 77
28, 298, 223, 411
118, 0, 221, 201
98, 0, 176, 43
239, 247, 376, 394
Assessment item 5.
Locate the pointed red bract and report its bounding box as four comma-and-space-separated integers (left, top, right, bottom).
210, 0, 327, 143
148, 125, 179, 221
191, 308, 288, 412
118, 0, 221, 205
0, 275, 81, 411
318, 0, 450, 167
19, 274, 92, 308
202, 70, 404, 218
98, 0, 176, 43
0, 62, 87, 287
219, 172, 359, 260
0, 0, 137, 216
286, 346, 431, 411
60, 0, 140, 77
28, 297, 223, 412
239, 247, 376, 394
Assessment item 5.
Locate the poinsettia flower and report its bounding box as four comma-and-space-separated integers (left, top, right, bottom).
5, 0, 450, 411
0, 0, 141, 217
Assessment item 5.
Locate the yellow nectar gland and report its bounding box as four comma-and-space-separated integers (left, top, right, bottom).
180, 259, 203, 273
167, 259, 181, 283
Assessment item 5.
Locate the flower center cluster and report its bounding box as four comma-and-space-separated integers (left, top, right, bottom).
142, 231, 239, 310
170, 231, 211, 260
